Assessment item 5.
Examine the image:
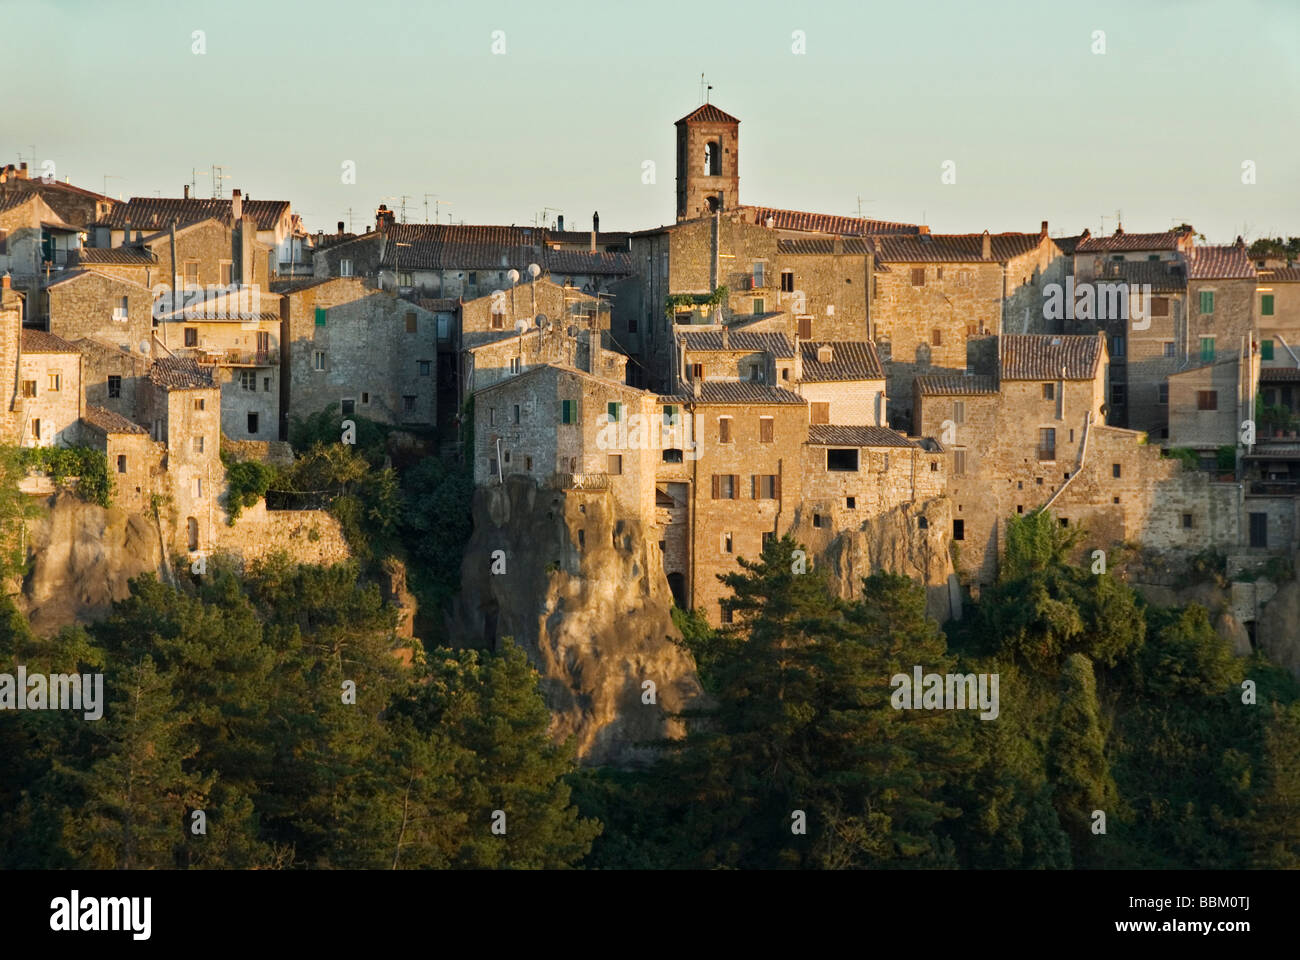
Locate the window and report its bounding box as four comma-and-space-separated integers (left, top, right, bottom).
1112, 463, 1122, 479
711, 474, 738, 499
718, 417, 732, 443
314, 351, 326, 371
1038, 427, 1056, 461
1152, 296, 1169, 317
314, 307, 326, 327
721, 532, 733, 554
489, 408, 496, 426
184, 261, 199, 286
797, 317, 812, 340
490, 310, 505, 330
1163, 341, 1176, 358
1111, 384, 1126, 406
525, 456, 532, 471
1261, 339, 1274, 361
402, 395, 416, 413
1261, 294, 1275, 316
1158, 383, 1169, 404
704, 141, 721, 176
45, 371, 61, 392
219, 261, 232, 285
418, 360, 431, 376
194, 397, 205, 411
911, 267, 926, 286
184, 327, 198, 347
607, 401, 623, 423
936, 267, 944, 281
116, 455, 127, 473
341, 398, 355, 416
405, 312, 417, 333
953, 448, 966, 476
247, 413, 259, 434
953, 519, 964, 541
240, 370, 256, 391
561, 399, 574, 424
437, 315, 450, 340
263, 377, 271, 392
608, 454, 622, 475
1249, 512, 1268, 548
468, 272, 478, 286
1182, 513, 1193, 529
826, 448, 859, 472
811, 402, 830, 425
30, 418, 40, 440
1200, 337, 1215, 362
690, 363, 704, 380
662, 404, 679, 426
931, 329, 942, 347
754, 475, 778, 499
752, 298, 764, 314
759, 417, 774, 443
193, 477, 203, 497
513, 404, 521, 424
1042, 382, 1055, 400
1196, 390, 1218, 411
113, 295, 128, 321
509, 357, 521, 375
720, 604, 733, 625
627, 313, 639, 334
781, 270, 794, 292
845, 496, 856, 510
752, 261, 765, 288
21, 380, 36, 398
918, 516, 928, 530
1199, 290, 1215, 314
662, 448, 683, 463
812, 513, 825, 528
1110, 334, 1125, 358
106, 375, 121, 398
338, 258, 353, 277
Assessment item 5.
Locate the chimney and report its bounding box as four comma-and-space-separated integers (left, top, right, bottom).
231, 188, 243, 222
17, 162, 27, 180
793, 341, 804, 381
124, 219, 131, 246
2, 271, 10, 290
981, 230, 992, 260
590, 211, 599, 253
720, 325, 729, 349
1040, 220, 1048, 238
692, 375, 701, 399
557, 214, 564, 231
184, 184, 190, 199
337, 221, 345, 235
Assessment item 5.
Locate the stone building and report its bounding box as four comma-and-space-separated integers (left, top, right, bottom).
277, 277, 436, 429
74, 337, 151, 421
0, 193, 82, 294
0, 162, 116, 233
0, 277, 25, 441
80, 404, 158, 514
18, 329, 83, 448
797, 340, 888, 426
45, 268, 154, 351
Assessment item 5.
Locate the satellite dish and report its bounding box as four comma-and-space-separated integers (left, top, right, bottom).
514, 318, 530, 333
138, 340, 151, 355
567, 325, 578, 338
527, 263, 541, 279
535, 313, 548, 329
507, 269, 520, 284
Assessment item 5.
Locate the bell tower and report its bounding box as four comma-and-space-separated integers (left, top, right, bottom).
675, 104, 740, 222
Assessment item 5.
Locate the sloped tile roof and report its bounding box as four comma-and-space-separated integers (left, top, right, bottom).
915, 374, 999, 396
1258, 267, 1300, 283
82, 404, 146, 435
546, 249, 633, 276
658, 382, 806, 405
1259, 367, 1300, 382
1077, 227, 1191, 253
97, 197, 290, 232
806, 425, 914, 447
379, 222, 633, 275
1000, 334, 1103, 380
800, 341, 884, 380
21, 328, 80, 353
547, 230, 631, 247
1094, 259, 1187, 292
874, 232, 1045, 263
76, 246, 157, 265
676, 104, 741, 125
776, 237, 873, 255
149, 357, 215, 389
681, 331, 794, 357
1188, 244, 1256, 280
1052, 231, 1091, 256
741, 206, 922, 236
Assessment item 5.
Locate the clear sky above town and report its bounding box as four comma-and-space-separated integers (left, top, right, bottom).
7, 0, 1298, 242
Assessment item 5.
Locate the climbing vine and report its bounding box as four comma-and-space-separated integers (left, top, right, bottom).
664, 284, 729, 321
20, 446, 113, 508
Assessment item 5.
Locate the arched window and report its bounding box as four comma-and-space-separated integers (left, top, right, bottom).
704, 141, 721, 176
187, 516, 199, 551
706, 195, 721, 213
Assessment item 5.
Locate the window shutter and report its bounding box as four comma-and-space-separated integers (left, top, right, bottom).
733, 474, 740, 499
712, 475, 720, 499
750, 475, 757, 499
315, 306, 326, 327
774, 474, 781, 500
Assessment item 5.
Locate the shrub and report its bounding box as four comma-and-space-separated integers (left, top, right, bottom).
20, 446, 113, 508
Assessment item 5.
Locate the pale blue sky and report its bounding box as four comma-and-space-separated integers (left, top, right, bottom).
5, 0, 1298, 242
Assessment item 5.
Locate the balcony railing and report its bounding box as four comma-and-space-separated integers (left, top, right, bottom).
198, 349, 279, 367
551, 472, 611, 490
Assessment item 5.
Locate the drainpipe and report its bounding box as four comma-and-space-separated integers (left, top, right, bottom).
1045, 410, 1092, 509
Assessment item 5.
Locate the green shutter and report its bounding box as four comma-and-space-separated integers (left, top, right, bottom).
607, 401, 620, 422
314, 306, 326, 327
561, 399, 572, 424
1262, 294, 1275, 316
1262, 340, 1274, 361
1199, 290, 1215, 314
1200, 337, 1215, 362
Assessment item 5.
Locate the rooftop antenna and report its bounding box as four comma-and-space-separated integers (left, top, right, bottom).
698, 73, 712, 105
103, 174, 124, 197
854, 196, 876, 218
209, 164, 231, 199
191, 167, 210, 195
398, 195, 412, 223
536, 206, 562, 229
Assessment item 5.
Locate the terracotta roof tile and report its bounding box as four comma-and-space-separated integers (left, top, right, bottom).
1188, 244, 1256, 280
875, 232, 1045, 263
82, 405, 146, 435
1000, 334, 1103, 380
97, 197, 290, 232
149, 357, 215, 390
915, 374, 999, 396
658, 382, 805, 405
676, 104, 741, 125
681, 331, 794, 357
800, 341, 884, 381
21, 328, 79, 353
1076, 227, 1192, 253
806, 425, 914, 447
76, 246, 157, 265
741, 206, 922, 236
1258, 267, 1300, 283
1094, 259, 1187, 292
776, 237, 873, 255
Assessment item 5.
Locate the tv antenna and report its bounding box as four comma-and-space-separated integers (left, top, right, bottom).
698, 73, 713, 104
